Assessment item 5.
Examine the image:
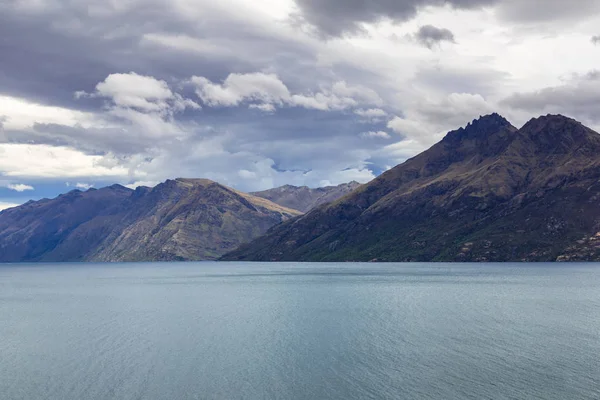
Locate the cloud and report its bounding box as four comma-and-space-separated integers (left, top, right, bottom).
386, 92, 496, 150
293, 0, 600, 37
0, 202, 20, 212
413, 25, 456, 49
7, 183, 34, 192
249, 103, 277, 113
292, 0, 496, 37
125, 181, 159, 189
21, 72, 203, 154
329, 81, 383, 106
413, 93, 495, 128
375, 92, 500, 167
495, 0, 600, 24
387, 117, 433, 143
0, 144, 129, 178
593, 36, 600, 45
0, 95, 92, 130
75, 183, 94, 190
501, 71, 600, 124
354, 108, 387, 118
2, 0, 600, 197
78, 72, 199, 115
360, 131, 391, 139
191, 72, 383, 111
191, 73, 291, 107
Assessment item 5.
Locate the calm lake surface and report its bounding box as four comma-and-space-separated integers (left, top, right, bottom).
1, 262, 599, 400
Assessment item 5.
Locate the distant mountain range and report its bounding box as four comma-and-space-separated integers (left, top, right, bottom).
0, 179, 354, 262
251, 181, 361, 212
5, 113, 600, 263
224, 114, 600, 262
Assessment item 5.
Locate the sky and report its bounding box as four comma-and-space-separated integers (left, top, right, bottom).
1, 0, 600, 209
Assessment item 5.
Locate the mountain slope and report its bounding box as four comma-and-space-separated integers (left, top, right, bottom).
0, 178, 301, 262
223, 114, 600, 262
0, 184, 133, 262
251, 181, 362, 212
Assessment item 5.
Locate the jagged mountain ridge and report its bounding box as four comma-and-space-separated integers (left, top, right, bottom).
0, 178, 302, 262
251, 181, 362, 212
223, 113, 600, 262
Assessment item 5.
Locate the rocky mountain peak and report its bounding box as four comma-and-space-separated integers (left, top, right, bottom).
522, 113, 579, 129
517, 114, 600, 154
224, 113, 600, 263
443, 113, 515, 144
519, 114, 588, 138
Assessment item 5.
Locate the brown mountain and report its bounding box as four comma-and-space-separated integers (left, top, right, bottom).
223, 114, 600, 262
251, 181, 362, 213
0, 178, 301, 262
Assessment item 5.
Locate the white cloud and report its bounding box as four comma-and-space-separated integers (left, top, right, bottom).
0, 144, 129, 178
7, 183, 34, 192
0, 95, 94, 130
330, 81, 383, 106
125, 181, 159, 189
375, 139, 431, 166
387, 117, 433, 142
249, 103, 277, 112
290, 92, 357, 111
238, 169, 257, 179
75, 182, 94, 190
388, 92, 496, 146
191, 73, 291, 107
190, 72, 383, 112
70, 73, 202, 148
0, 202, 20, 212
354, 108, 387, 118
95, 72, 174, 111
360, 131, 391, 139
79, 72, 200, 115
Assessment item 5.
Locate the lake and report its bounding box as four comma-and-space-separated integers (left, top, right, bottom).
1, 262, 599, 399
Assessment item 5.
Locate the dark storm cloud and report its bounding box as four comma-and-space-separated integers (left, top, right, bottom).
2, 0, 498, 190
293, 0, 600, 37
293, 0, 496, 37
0, 1, 317, 111
414, 25, 456, 49
0, 1, 184, 109
0, 1, 393, 176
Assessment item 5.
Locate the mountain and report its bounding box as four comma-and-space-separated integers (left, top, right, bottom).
0, 178, 301, 262
223, 114, 600, 262
251, 181, 362, 213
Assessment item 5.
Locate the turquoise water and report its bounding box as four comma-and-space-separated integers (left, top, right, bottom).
1, 262, 599, 399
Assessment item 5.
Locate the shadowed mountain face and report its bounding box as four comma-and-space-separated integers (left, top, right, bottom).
223, 114, 600, 262
0, 179, 301, 262
251, 181, 362, 213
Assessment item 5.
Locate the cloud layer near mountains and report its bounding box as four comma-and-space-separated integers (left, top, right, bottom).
0, 0, 599, 204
